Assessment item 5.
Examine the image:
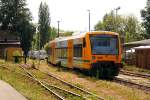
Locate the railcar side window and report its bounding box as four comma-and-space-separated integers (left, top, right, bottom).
56, 48, 67, 59
73, 44, 82, 57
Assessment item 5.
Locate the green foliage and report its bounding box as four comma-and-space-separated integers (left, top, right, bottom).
50, 27, 57, 40
125, 16, 145, 42
38, 2, 51, 49
141, 0, 150, 38
32, 26, 57, 51
18, 21, 36, 56
0, 0, 36, 57
94, 21, 104, 31
60, 31, 73, 36
32, 32, 40, 50
95, 11, 145, 42
0, 0, 32, 30
44, 42, 50, 54
95, 11, 122, 32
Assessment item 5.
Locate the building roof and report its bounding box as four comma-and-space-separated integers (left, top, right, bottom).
124, 39, 150, 46
0, 30, 19, 40
134, 46, 150, 50
0, 42, 20, 45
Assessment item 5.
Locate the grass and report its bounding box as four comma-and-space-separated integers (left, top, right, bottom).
30, 66, 96, 100
0, 59, 57, 100
9, 59, 91, 100
93, 80, 149, 100
0, 59, 150, 100
38, 61, 150, 100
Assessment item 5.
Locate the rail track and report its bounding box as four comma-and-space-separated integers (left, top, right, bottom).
120, 70, 150, 79
117, 70, 150, 93
0, 63, 104, 100
115, 74, 150, 94
19, 64, 104, 100
42, 70, 104, 100
40, 64, 150, 96
1, 64, 66, 100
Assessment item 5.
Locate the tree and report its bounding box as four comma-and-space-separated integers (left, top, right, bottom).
0, 0, 36, 63
60, 31, 73, 36
49, 27, 57, 40
0, 0, 14, 29
32, 26, 57, 51
0, 0, 32, 30
141, 0, 150, 38
38, 2, 50, 49
94, 11, 145, 42
95, 11, 126, 34
94, 21, 104, 31
32, 32, 40, 50
125, 16, 145, 42
18, 21, 35, 57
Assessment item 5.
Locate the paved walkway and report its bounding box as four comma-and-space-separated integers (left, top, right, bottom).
0, 80, 27, 100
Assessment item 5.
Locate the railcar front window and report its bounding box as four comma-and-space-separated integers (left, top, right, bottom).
90, 34, 118, 55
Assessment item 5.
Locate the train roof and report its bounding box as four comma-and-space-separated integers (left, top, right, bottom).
50, 31, 119, 43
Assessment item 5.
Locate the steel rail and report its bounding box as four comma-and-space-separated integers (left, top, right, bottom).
120, 70, 150, 79
115, 77, 150, 93
0, 64, 86, 100
18, 65, 66, 100
1, 64, 104, 99
44, 71, 105, 100
42, 81, 85, 98
18, 68, 83, 99
19, 65, 89, 100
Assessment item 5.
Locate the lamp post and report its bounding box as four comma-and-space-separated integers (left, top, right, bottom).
49, 17, 51, 40
38, 25, 40, 69
57, 21, 60, 37
87, 10, 91, 32
114, 6, 120, 17
114, 6, 121, 32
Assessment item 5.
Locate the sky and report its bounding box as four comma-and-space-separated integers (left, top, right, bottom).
27, 0, 147, 31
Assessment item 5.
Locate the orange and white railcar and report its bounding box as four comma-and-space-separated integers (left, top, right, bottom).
48, 31, 122, 78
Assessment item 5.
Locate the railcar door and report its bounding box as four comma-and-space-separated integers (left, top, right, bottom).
52, 43, 56, 64
67, 40, 73, 68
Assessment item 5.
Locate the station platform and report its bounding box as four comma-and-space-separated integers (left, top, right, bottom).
0, 80, 27, 100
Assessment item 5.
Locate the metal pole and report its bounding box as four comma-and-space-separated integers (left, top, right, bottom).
39, 32, 40, 50
57, 21, 60, 37
49, 17, 51, 40
38, 31, 40, 69
115, 6, 120, 16
87, 10, 90, 32
114, 7, 120, 32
